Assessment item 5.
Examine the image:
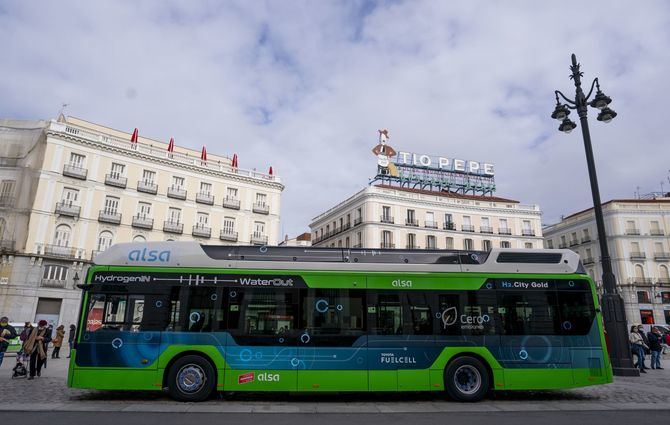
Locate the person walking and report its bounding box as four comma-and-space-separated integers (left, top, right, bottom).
66, 324, 76, 358
0, 316, 18, 367
51, 325, 65, 359
23, 320, 51, 379
630, 325, 648, 373
647, 327, 664, 370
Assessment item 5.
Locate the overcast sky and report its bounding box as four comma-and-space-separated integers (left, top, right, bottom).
2, 1, 669, 238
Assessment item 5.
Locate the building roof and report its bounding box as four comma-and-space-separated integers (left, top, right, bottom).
562, 198, 670, 221
374, 184, 520, 204
296, 232, 312, 241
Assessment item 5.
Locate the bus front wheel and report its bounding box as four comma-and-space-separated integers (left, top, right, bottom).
167, 355, 216, 402
444, 356, 490, 402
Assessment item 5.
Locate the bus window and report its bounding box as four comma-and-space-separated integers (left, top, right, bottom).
103, 294, 127, 330
186, 288, 219, 332
85, 294, 105, 332
405, 293, 432, 335
437, 291, 496, 336
127, 295, 144, 332
498, 291, 560, 335
370, 293, 404, 335
301, 289, 365, 346
227, 288, 299, 345
557, 291, 595, 335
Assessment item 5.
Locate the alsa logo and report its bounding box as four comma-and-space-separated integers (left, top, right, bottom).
127, 248, 171, 262
237, 372, 280, 384
392, 279, 412, 288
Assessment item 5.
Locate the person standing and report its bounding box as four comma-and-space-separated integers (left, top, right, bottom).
629, 325, 648, 373
23, 320, 51, 379
0, 316, 18, 367
51, 325, 65, 359
66, 324, 76, 358
647, 327, 664, 370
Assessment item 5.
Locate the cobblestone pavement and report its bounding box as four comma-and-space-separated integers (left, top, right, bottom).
2, 351, 670, 413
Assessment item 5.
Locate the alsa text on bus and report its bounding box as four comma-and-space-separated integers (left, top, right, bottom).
127, 248, 171, 262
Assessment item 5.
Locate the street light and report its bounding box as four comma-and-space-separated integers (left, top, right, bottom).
551, 54, 638, 377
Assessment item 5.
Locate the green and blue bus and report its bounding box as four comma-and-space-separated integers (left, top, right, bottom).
68, 242, 612, 402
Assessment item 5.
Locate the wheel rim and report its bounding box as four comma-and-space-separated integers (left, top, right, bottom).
453, 365, 481, 395
176, 364, 206, 394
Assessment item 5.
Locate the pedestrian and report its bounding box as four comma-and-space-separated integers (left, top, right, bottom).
23, 320, 51, 379
638, 325, 650, 355
647, 327, 664, 370
51, 325, 65, 359
0, 316, 18, 367
67, 324, 76, 358
20, 321, 33, 342
629, 324, 648, 373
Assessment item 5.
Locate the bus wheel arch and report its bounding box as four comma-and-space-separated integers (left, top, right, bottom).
443, 353, 492, 402
164, 351, 217, 402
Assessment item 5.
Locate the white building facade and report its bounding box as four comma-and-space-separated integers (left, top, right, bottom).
310, 185, 543, 251
543, 197, 670, 326
0, 116, 283, 327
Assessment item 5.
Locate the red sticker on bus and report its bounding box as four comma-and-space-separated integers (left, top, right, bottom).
238, 372, 254, 384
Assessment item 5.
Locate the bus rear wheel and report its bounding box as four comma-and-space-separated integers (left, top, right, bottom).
167, 355, 216, 402
444, 356, 490, 402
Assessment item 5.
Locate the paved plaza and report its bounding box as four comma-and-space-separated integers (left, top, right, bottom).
1, 350, 670, 413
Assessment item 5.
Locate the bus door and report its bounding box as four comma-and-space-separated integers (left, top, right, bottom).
297, 288, 367, 391
367, 291, 436, 391
223, 286, 299, 391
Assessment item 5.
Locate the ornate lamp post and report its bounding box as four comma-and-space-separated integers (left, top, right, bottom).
552, 54, 638, 376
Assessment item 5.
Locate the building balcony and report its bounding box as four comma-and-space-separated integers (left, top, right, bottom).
424, 221, 438, 229
252, 202, 270, 214
219, 229, 238, 242
654, 252, 670, 261
498, 228, 512, 235
137, 180, 158, 194
223, 197, 241, 210
42, 244, 84, 259
0, 195, 15, 208
650, 229, 665, 236
104, 173, 127, 189
41, 278, 67, 289
354, 217, 363, 226
628, 277, 653, 285
250, 233, 268, 245
630, 252, 646, 261
380, 215, 394, 224
582, 257, 595, 265
132, 215, 154, 230
0, 239, 15, 252
569, 239, 579, 247
581, 236, 591, 243
192, 225, 211, 238
625, 228, 641, 235
196, 192, 214, 205
380, 243, 395, 249
657, 278, 670, 285
55, 201, 80, 218
480, 226, 493, 234
62, 164, 87, 180
405, 218, 419, 227
443, 222, 455, 231
406, 244, 420, 249
98, 210, 122, 225
352, 243, 362, 248
163, 220, 184, 234
462, 225, 475, 232
522, 229, 536, 237
167, 186, 187, 200
559, 243, 568, 249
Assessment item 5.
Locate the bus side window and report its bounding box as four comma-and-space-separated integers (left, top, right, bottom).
85, 294, 106, 332
302, 289, 365, 346
405, 293, 432, 335
102, 294, 127, 330
186, 287, 219, 332
497, 291, 560, 335
557, 291, 595, 335
370, 293, 404, 335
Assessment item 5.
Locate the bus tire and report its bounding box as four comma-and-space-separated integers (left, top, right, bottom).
444, 356, 490, 402
167, 355, 216, 402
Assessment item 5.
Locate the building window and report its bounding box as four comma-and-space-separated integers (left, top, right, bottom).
97, 231, 114, 252
223, 217, 235, 233
661, 292, 670, 304
142, 170, 156, 184
381, 230, 393, 248
640, 309, 654, 324
660, 265, 669, 280
103, 196, 120, 214
200, 182, 212, 195
137, 202, 152, 218
337, 240, 342, 247
168, 207, 181, 223
445, 237, 454, 249
53, 224, 71, 247
525, 242, 533, 249
69, 153, 85, 167
133, 235, 146, 243
110, 162, 125, 178
254, 221, 265, 235
499, 218, 508, 230
582, 228, 590, 241
426, 235, 436, 249
356, 208, 362, 221
346, 214, 351, 226
501, 241, 511, 248
356, 231, 362, 246
463, 238, 473, 250
227, 187, 238, 199
0, 218, 5, 239
382, 206, 392, 221
172, 176, 185, 189
256, 193, 267, 205
637, 291, 651, 304
196, 212, 209, 227
345, 237, 350, 248
61, 187, 79, 205
407, 233, 416, 249
43, 265, 68, 281
0, 180, 15, 198
546, 240, 554, 249
482, 240, 492, 251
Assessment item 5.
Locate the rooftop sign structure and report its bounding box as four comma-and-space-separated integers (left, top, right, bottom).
370, 129, 496, 196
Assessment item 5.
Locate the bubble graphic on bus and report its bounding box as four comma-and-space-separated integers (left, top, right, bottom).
260, 245, 268, 253
189, 312, 201, 323
562, 321, 573, 331
315, 299, 329, 313
518, 349, 528, 360
300, 333, 311, 344
111, 338, 123, 349
336, 304, 343, 311
155, 300, 163, 308
210, 293, 218, 301
290, 358, 300, 367
230, 291, 237, 298
239, 349, 253, 362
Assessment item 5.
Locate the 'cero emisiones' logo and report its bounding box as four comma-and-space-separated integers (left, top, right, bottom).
128, 248, 171, 262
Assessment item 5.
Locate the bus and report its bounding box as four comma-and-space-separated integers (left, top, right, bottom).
68, 242, 612, 402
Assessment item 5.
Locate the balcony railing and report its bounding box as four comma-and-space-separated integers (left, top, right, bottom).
0, 195, 15, 208
55, 201, 80, 218
522, 229, 536, 237
137, 180, 158, 194
424, 221, 438, 229
559, 243, 568, 249
167, 186, 187, 200
581, 236, 591, 243
380, 215, 394, 224
582, 257, 595, 265
223, 197, 241, 210
192, 225, 211, 238
41, 278, 67, 289
629, 277, 653, 285
352, 243, 362, 248
132, 215, 154, 230
405, 218, 419, 227
354, 217, 362, 226
654, 252, 670, 261
219, 229, 238, 242
196, 192, 214, 205
406, 244, 420, 250
443, 222, 455, 230
498, 228, 512, 235
98, 210, 122, 225
163, 220, 184, 234
62, 164, 87, 180
625, 228, 641, 235
630, 252, 646, 260
657, 278, 670, 285
480, 226, 493, 234
252, 203, 270, 214
250, 233, 268, 245
569, 239, 579, 247
43, 244, 84, 259
650, 229, 665, 236
462, 225, 475, 232
104, 173, 127, 188
380, 243, 395, 249
0, 240, 15, 252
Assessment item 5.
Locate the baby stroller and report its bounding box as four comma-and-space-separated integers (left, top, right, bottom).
11, 350, 28, 379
